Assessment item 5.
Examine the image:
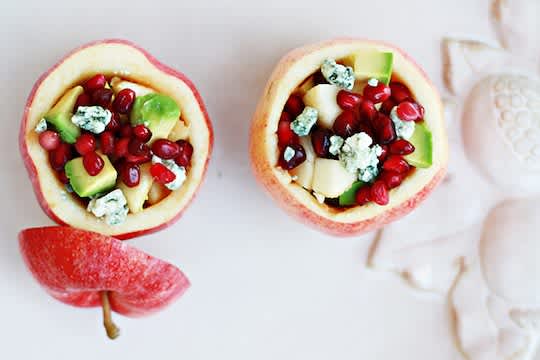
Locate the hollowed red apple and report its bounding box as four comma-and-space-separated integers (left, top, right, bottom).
20, 39, 213, 239
250, 39, 448, 236
19, 227, 190, 338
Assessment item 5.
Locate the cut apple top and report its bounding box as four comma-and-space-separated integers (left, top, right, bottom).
21, 40, 212, 239
250, 39, 447, 235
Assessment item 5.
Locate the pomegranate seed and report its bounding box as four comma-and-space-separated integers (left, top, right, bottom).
74, 93, 92, 110
410, 101, 425, 121
277, 112, 299, 148
150, 163, 176, 184
128, 139, 150, 156
333, 110, 359, 138
152, 139, 180, 159
390, 82, 412, 102
112, 88, 136, 114
57, 170, 70, 184
383, 155, 410, 174
39, 131, 60, 151
357, 100, 377, 124
311, 128, 332, 157
100, 131, 115, 155
380, 98, 397, 115
114, 137, 130, 158
120, 124, 132, 138
74, 133, 96, 155
372, 113, 396, 144
83, 151, 104, 176
278, 143, 306, 170
380, 170, 404, 189
106, 112, 121, 132
284, 94, 304, 117
396, 101, 421, 121
389, 139, 415, 155
355, 186, 372, 206
336, 90, 362, 110
91, 88, 113, 108
84, 74, 106, 92
363, 81, 391, 104
378, 144, 389, 162
358, 120, 375, 139
175, 140, 194, 167
125, 152, 152, 164
49, 143, 72, 170
120, 162, 140, 187
132, 124, 152, 142
370, 180, 389, 205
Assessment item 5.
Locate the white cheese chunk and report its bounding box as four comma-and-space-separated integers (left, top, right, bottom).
87, 189, 128, 226
152, 155, 186, 191
321, 59, 355, 90
71, 106, 112, 134
35, 118, 47, 133
390, 106, 416, 140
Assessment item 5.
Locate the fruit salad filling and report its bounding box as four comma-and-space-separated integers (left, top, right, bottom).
35, 74, 194, 225
276, 50, 433, 207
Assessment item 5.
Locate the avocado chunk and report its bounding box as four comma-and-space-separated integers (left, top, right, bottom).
344, 50, 393, 85
65, 153, 117, 197
117, 163, 154, 213
405, 122, 433, 168
130, 93, 180, 143
338, 181, 367, 206
43, 86, 84, 144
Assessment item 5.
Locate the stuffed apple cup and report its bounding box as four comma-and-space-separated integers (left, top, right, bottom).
250, 39, 448, 236
20, 39, 213, 240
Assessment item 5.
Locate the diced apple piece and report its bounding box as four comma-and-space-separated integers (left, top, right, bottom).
168, 119, 190, 141
117, 163, 154, 213
312, 158, 356, 198
147, 182, 171, 206
110, 76, 154, 97
290, 137, 315, 190
303, 84, 342, 128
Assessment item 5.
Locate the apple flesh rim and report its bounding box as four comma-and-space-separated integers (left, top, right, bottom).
19, 39, 213, 240
19, 226, 190, 339
250, 39, 448, 236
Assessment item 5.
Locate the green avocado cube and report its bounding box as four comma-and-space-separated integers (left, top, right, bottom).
405, 123, 433, 168
344, 50, 394, 85
338, 181, 367, 206
130, 93, 181, 143
43, 86, 84, 143
65, 154, 117, 198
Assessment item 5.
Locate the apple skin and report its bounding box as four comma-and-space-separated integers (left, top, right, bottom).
250, 39, 448, 236
19, 39, 213, 240
19, 227, 190, 316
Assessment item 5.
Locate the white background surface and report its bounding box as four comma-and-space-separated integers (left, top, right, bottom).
0, 0, 498, 358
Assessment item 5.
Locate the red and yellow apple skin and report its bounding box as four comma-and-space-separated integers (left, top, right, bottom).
19, 227, 189, 316
250, 39, 448, 236
19, 39, 213, 240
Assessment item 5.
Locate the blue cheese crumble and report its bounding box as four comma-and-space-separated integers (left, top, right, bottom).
367, 78, 379, 87
71, 106, 112, 134
35, 118, 47, 133
290, 107, 318, 136
336, 132, 382, 183
152, 155, 186, 191
329, 135, 344, 156
87, 189, 129, 226
321, 59, 355, 90
390, 106, 415, 140
283, 146, 295, 162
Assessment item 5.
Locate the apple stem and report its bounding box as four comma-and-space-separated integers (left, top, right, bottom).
100, 291, 120, 340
